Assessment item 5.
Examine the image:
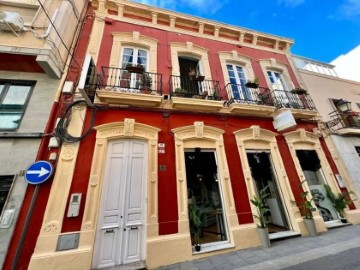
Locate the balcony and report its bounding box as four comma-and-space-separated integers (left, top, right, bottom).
225, 83, 317, 119
169, 75, 224, 112
327, 111, 360, 135
95, 66, 163, 107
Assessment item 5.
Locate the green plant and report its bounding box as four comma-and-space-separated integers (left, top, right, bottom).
142, 73, 152, 87
290, 87, 307, 95
188, 204, 205, 245
324, 185, 356, 218
247, 77, 259, 84
250, 185, 271, 228
175, 88, 186, 93
293, 180, 316, 219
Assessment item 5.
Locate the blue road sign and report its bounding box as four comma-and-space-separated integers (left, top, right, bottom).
25, 161, 54, 185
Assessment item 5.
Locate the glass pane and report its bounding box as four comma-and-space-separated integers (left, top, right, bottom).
2, 85, 31, 105
0, 113, 22, 129
267, 71, 275, 83
235, 66, 247, 85
137, 49, 147, 69
121, 48, 134, 68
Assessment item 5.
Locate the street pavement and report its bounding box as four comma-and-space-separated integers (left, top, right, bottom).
155, 225, 360, 270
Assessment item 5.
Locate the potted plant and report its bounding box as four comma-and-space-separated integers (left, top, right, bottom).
174, 88, 187, 97
324, 185, 356, 223
125, 63, 145, 73
293, 180, 317, 236
250, 185, 271, 248
290, 87, 307, 95
188, 204, 204, 252
141, 72, 152, 93
188, 68, 204, 81
245, 77, 259, 88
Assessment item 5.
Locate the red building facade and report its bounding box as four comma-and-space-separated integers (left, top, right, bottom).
11, 1, 360, 269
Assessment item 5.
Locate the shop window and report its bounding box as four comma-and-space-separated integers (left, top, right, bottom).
0, 80, 34, 130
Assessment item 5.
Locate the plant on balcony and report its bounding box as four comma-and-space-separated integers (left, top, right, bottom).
140, 73, 152, 94
245, 77, 259, 88
125, 63, 145, 73
173, 88, 187, 97
290, 87, 307, 95
189, 68, 204, 81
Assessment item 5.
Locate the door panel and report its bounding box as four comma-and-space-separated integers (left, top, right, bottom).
93, 139, 147, 269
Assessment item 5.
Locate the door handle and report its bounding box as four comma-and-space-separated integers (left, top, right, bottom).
105, 229, 114, 233
130, 226, 138, 230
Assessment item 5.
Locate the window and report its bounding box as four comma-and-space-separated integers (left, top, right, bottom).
227, 64, 252, 100
0, 81, 34, 130
121, 47, 148, 70
118, 47, 149, 90
267, 70, 287, 91
0, 176, 14, 216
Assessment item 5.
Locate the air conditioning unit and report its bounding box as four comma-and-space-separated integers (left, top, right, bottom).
0, 11, 24, 32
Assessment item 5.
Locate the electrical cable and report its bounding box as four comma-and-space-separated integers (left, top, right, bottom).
55, 99, 95, 143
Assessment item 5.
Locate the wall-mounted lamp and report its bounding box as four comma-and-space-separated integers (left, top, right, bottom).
335, 99, 352, 113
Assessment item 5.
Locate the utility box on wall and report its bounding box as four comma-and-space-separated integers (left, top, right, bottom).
67, 193, 82, 217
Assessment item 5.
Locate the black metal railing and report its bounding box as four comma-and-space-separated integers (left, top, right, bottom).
327, 111, 360, 131
270, 90, 316, 110
225, 83, 270, 105
169, 75, 222, 100
225, 84, 316, 110
97, 66, 163, 95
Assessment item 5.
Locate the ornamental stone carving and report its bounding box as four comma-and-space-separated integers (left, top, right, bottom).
124, 118, 135, 136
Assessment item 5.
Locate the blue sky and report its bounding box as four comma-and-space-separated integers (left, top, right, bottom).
130, 0, 360, 63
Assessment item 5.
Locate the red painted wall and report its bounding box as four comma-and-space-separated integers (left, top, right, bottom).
95, 20, 300, 96
60, 17, 334, 234
60, 106, 321, 234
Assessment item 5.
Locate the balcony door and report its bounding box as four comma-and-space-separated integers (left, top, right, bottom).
119, 47, 148, 90
226, 64, 254, 102
178, 57, 203, 95
267, 70, 291, 106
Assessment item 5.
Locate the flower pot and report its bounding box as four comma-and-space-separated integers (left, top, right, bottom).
194, 244, 201, 252
304, 218, 317, 237
257, 227, 270, 248
340, 218, 348, 224
245, 82, 259, 88
125, 66, 144, 74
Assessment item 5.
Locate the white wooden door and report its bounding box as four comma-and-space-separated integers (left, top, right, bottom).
92, 139, 147, 269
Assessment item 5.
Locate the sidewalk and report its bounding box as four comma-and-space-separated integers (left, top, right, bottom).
155, 225, 360, 270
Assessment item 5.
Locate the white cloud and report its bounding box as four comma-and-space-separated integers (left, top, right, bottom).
130, 0, 228, 15
339, 0, 360, 18
277, 0, 305, 8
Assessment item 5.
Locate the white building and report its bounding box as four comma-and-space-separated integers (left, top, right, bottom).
331, 45, 360, 83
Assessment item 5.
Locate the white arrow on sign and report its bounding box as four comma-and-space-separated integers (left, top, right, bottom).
27, 167, 50, 177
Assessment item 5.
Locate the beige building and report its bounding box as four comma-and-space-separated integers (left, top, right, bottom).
293, 55, 360, 195
0, 0, 88, 268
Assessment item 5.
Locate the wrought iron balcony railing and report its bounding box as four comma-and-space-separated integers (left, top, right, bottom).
97, 66, 163, 95
225, 83, 316, 110
169, 75, 222, 100
326, 111, 360, 131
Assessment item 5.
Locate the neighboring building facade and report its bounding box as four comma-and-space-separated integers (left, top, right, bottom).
0, 0, 88, 269
10, 1, 360, 269
294, 55, 360, 196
